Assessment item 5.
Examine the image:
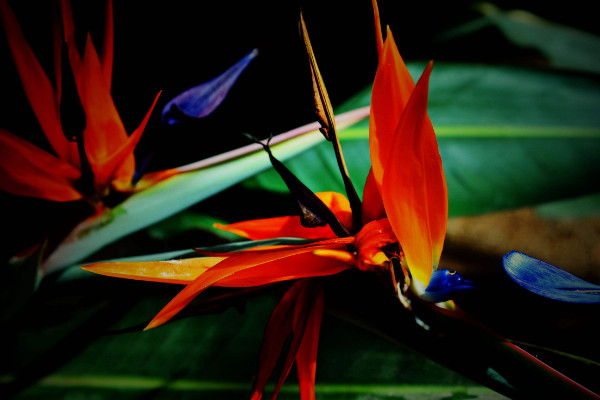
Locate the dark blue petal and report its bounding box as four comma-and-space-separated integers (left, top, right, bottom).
502, 251, 600, 304
423, 269, 477, 302
161, 48, 258, 126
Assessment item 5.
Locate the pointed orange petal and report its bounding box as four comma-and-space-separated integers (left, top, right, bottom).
296, 283, 325, 400
109, 90, 161, 192
361, 168, 385, 224
81, 257, 226, 285
219, 251, 350, 287
132, 167, 180, 192
196, 237, 355, 258
271, 280, 322, 399
215, 216, 337, 240
59, 0, 75, 44
0, 1, 75, 164
371, 0, 383, 59
73, 34, 130, 192
0, 128, 82, 201
369, 28, 415, 191
381, 61, 447, 287
215, 192, 352, 240
144, 241, 349, 330
415, 63, 447, 269
316, 191, 353, 229
250, 281, 303, 400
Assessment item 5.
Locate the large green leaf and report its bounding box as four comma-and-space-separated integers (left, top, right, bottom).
472, 3, 600, 74
0, 271, 508, 400
4, 269, 598, 399
245, 62, 600, 216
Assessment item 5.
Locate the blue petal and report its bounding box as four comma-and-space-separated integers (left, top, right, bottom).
423, 269, 477, 302
502, 251, 600, 304
162, 48, 258, 126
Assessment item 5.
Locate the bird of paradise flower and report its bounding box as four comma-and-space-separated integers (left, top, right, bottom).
0, 0, 263, 208
81, 0, 600, 396
83, 0, 448, 397
0, 0, 273, 272
0, 0, 162, 205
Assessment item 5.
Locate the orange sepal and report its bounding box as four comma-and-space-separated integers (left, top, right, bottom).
73, 34, 131, 193
63, 31, 126, 193
109, 90, 162, 192
369, 27, 415, 191
371, 0, 383, 59
215, 216, 338, 240
81, 257, 226, 285
133, 168, 180, 192
218, 252, 350, 287
215, 192, 353, 240
144, 240, 350, 330
381, 61, 447, 286
250, 280, 314, 400
269, 280, 324, 399
0, 128, 82, 201
295, 282, 325, 400
0, 0, 76, 166
361, 168, 386, 224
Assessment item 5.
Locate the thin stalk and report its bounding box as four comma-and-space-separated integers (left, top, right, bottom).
300, 11, 363, 231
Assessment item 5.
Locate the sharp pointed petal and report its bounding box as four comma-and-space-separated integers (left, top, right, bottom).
381, 61, 446, 287
250, 281, 303, 399
81, 257, 225, 285
371, 0, 383, 59
271, 280, 322, 398
369, 28, 415, 190
144, 242, 349, 329
0, 0, 73, 162
72, 35, 134, 192
215, 192, 352, 240
109, 90, 161, 192
296, 284, 325, 400
361, 168, 385, 224
0, 128, 82, 201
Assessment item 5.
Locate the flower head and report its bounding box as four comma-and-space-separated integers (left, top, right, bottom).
0, 0, 159, 205
83, 0, 448, 397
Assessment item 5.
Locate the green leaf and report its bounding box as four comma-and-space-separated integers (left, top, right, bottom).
472, 3, 600, 74
245, 63, 600, 216
535, 193, 600, 219
5, 270, 598, 399
0, 274, 508, 400
146, 212, 241, 242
